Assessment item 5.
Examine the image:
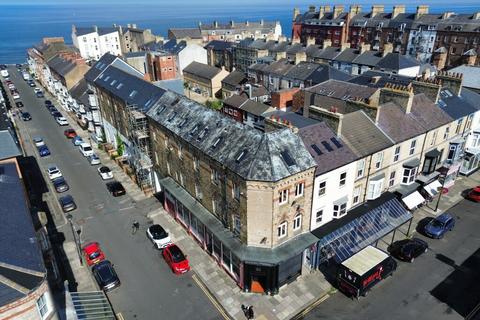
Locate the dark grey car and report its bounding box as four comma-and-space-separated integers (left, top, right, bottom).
52, 177, 69, 193
59, 195, 77, 212
92, 260, 120, 291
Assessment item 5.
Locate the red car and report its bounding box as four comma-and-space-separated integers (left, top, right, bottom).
467, 186, 480, 202
82, 242, 105, 266
162, 244, 190, 274
64, 129, 77, 139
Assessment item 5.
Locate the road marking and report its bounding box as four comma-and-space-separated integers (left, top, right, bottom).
116, 312, 125, 320
191, 273, 230, 320
291, 292, 330, 320
119, 206, 135, 211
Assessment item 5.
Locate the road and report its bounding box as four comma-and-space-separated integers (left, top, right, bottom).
302, 198, 480, 320
6, 66, 223, 320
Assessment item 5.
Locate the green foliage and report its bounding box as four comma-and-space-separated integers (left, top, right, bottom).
116, 134, 125, 156
206, 100, 223, 110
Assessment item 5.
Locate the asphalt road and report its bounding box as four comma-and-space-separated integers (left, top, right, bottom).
7, 67, 223, 320
303, 198, 480, 320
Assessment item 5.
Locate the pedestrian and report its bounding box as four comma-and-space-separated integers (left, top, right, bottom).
247, 305, 254, 320
131, 220, 140, 234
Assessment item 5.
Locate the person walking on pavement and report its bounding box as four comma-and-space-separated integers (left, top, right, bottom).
131, 220, 140, 234
241, 304, 255, 319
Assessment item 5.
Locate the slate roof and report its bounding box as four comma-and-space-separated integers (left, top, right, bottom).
284, 62, 352, 84
32, 41, 77, 62
351, 51, 383, 67
94, 65, 166, 113
75, 26, 118, 36
47, 54, 77, 77
334, 48, 361, 63
315, 46, 342, 61
205, 40, 234, 51
200, 20, 278, 31
146, 91, 316, 182
0, 163, 46, 308
84, 53, 118, 82
410, 94, 453, 130
263, 111, 320, 129
221, 70, 248, 87
168, 28, 202, 39
306, 79, 378, 101
460, 88, 480, 111
340, 110, 394, 157
437, 88, 478, 120
377, 102, 427, 142
69, 79, 90, 107
154, 39, 188, 55
241, 100, 276, 116
376, 52, 420, 71
183, 62, 222, 80
224, 95, 249, 108
347, 70, 413, 88
0, 131, 22, 160
259, 58, 295, 76
448, 65, 480, 90
239, 85, 269, 99
298, 122, 358, 176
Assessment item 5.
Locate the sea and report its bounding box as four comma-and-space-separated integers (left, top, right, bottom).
1, 0, 480, 64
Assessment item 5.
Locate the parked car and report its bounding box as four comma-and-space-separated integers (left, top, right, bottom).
72, 136, 84, 146
97, 166, 113, 180
88, 154, 101, 165
424, 212, 456, 239
36, 91, 44, 98
162, 244, 190, 274
106, 181, 126, 197
49, 107, 58, 114
147, 224, 171, 249
12, 92, 20, 100
82, 242, 106, 266
388, 238, 428, 263
63, 129, 77, 139
56, 116, 69, 126
21, 112, 32, 121
52, 177, 69, 193
92, 260, 120, 292
28, 80, 35, 87
34, 87, 41, 93
47, 165, 62, 180
45, 100, 52, 106
7, 83, 15, 90
466, 186, 480, 202
37, 145, 50, 157
15, 101, 24, 108
59, 195, 77, 212
33, 137, 45, 147
52, 111, 62, 118
79, 143, 94, 157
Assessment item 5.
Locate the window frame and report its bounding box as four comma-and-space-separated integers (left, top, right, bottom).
279, 189, 289, 205
232, 183, 240, 201
389, 170, 396, 187
393, 146, 401, 162
318, 180, 326, 197
293, 214, 302, 230
353, 186, 361, 205
409, 139, 417, 155
315, 209, 323, 223
333, 202, 347, 218
375, 152, 384, 169
402, 167, 418, 185
211, 168, 220, 184
356, 159, 365, 178
339, 172, 347, 187
294, 182, 305, 197
36, 293, 49, 318
277, 222, 287, 238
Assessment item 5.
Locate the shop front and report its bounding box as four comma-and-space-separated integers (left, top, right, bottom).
460, 148, 480, 175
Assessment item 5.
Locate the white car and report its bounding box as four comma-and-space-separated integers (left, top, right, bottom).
33, 137, 45, 147
79, 143, 93, 157
8, 83, 15, 90
88, 154, 101, 165
146, 224, 171, 249
56, 116, 69, 126
47, 165, 62, 180
12, 92, 20, 100
97, 166, 113, 180
34, 87, 42, 93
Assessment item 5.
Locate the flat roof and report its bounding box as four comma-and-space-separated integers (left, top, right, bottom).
341, 245, 389, 276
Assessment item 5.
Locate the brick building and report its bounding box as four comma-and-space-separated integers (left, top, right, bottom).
146, 51, 177, 81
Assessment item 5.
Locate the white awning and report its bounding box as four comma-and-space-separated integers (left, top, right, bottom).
402, 191, 425, 210
423, 180, 442, 197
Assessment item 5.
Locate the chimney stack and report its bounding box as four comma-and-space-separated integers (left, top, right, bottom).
324, 5, 331, 13
333, 5, 345, 19
245, 20, 249, 26
380, 83, 414, 114
382, 43, 393, 57
214, 21, 219, 28
432, 47, 448, 70
308, 5, 316, 13
474, 12, 480, 20
411, 77, 442, 103
306, 37, 316, 47
230, 20, 235, 27
318, 6, 325, 18
350, 5, 362, 15
93, 25, 98, 32
293, 8, 301, 21
442, 12, 454, 20
371, 5, 384, 17
322, 39, 332, 49
463, 49, 478, 66
435, 71, 464, 96
341, 42, 350, 51
307, 106, 344, 136
359, 42, 371, 54
392, 5, 405, 19
416, 5, 429, 19
260, 19, 264, 26
132, 23, 137, 29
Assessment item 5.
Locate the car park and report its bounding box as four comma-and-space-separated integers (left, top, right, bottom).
106, 181, 126, 197
21, 112, 32, 121
15, 101, 24, 108
79, 143, 94, 157
63, 129, 77, 139
52, 177, 69, 193
72, 136, 84, 146
37, 145, 50, 157
423, 212, 456, 239
388, 238, 428, 263
59, 195, 77, 212
98, 166, 113, 180
33, 137, 45, 147
92, 261, 120, 292
88, 154, 101, 165
162, 244, 190, 275
82, 242, 106, 266
147, 224, 171, 249
47, 165, 62, 180
466, 186, 480, 202
56, 116, 69, 126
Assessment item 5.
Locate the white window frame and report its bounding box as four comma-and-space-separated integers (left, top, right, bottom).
212, 199, 216, 213
293, 214, 302, 230
393, 146, 401, 162
356, 159, 365, 178
333, 202, 347, 218
367, 179, 384, 200
409, 139, 417, 155
294, 182, 304, 197
353, 186, 361, 205
402, 167, 417, 185
430, 131, 438, 146
339, 172, 347, 187
472, 133, 480, 148
375, 152, 384, 169
315, 209, 323, 223
277, 222, 287, 238
179, 173, 184, 186
318, 180, 326, 197
444, 127, 450, 140
36, 293, 50, 319
279, 189, 289, 205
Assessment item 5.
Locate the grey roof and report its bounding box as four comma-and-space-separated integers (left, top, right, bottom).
248, 39, 277, 50
240, 100, 275, 116
154, 79, 185, 95
205, 40, 234, 51
84, 53, 118, 82
124, 51, 147, 58
183, 62, 223, 80
146, 91, 316, 182
224, 95, 249, 109
200, 20, 278, 31
315, 47, 342, 61
260, 58, 295, 76
94, 65, 165, 113
460, 88, 480, 111
32, 41, 77, 62
263, 111, 320, 129
284, 62, 352, 84
335, 48, 361, 63
47, 54, 77, 77
221, 70, 247, 87
348, 70, 413, 88
340, 110, 394, 157
75, 26, 118, 36
307, 79, 378, 101
0, 131, 22, 160
437, 88, 478, 120
448, 65, 480, 90
352, 51, 383, 67
376, 53, 420, 71
298, 122, 358, 176
286, 43, 306, 55
239, 85, 269, 99
69, 79, 90, 107
410, 94, 453, 130
0, 163, 46, 307
168, 28, 202, 39
160, 39, 188, 55
377, 102, 427, 142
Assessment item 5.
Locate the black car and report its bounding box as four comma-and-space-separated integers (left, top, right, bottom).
45, 100, 52, 106
52, 111, 62, 118
21, 112, 32, 121
59, 195, 77, 212
52, 177, 69, 193
28, 80, 35, 87
50, 107, 59, 115
92, 260, 120, 291
36, 91, 44, 98
388, 238, 428, 263
106, 181, 126, 197
15, 101, 24, 108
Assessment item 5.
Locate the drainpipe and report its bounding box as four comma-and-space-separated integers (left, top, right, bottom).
245, 83, 253, 100
362, 155, 374, 202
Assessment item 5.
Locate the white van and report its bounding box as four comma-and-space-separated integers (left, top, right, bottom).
22, 72, 30, 81
0, 69, 9, 78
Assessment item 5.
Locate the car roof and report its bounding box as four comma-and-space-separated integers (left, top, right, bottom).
47, 164, 58, 169
33, 137, 43, 141
150, 224, 166, 232
436, 212, 453, 222
60, 194, 73, 201
80, 143, 91, 147
83, 242, 100, 253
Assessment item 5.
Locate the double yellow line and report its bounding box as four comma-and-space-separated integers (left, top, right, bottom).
192, 273, 231, 320
291, 292, 330, 320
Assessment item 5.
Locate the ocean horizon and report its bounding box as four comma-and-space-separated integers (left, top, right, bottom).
1, 1, 480, 63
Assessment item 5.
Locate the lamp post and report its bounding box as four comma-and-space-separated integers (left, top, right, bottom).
434, 174, 446, 212
66, 214, 83, 265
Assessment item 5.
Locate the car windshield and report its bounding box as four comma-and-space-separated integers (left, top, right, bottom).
98, 265, 115, 282
169, 246, 185, 263
151, 226, 167, 239
100, 167, 110, 173
472, 190, 480, 196
54, 178, 65, 185
431, 220, 444, 228
89, 251, 101, 259
83, 146, 92, 151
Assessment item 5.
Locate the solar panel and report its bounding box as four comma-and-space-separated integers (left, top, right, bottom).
311, 144, 323, 155
281, 150, 296, 166
321, 141, 334, 152
330, 137, 343, 148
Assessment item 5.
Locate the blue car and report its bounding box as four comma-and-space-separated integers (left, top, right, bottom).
72, 136, 84, 146
424, 212, 455, 239
38, 145, 50, 157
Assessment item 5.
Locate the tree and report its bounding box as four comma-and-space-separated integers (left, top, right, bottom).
206, 100, 223, 111
183, 81, 191, 99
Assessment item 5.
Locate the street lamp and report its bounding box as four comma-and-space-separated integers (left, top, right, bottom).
66, 214, 83, 265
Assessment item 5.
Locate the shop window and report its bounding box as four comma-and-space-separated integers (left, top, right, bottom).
393, 146, 401, 162
389, 171, 396, 187
279, 189, 289, 205
402, 167, 417, 185
333, 202, 347, 218
277, 222, 287, 238
315, 209, 323, 223
318, 181, 326, 196
409, 139, 417, 155
353, 186, 361, 205
356, 159, 365, 178
339, 172, 347, 187
294, 182, 304, 197
293, 214, 302, 230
